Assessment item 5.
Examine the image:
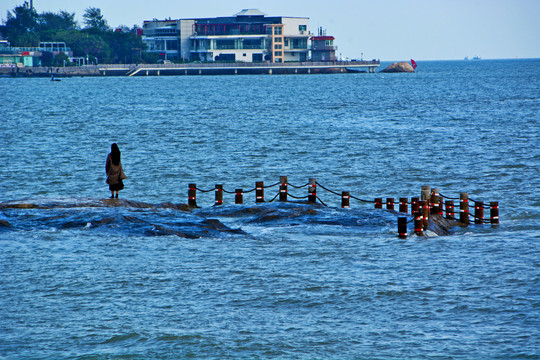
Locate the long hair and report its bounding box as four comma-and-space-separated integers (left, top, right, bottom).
110, 143, 121, 166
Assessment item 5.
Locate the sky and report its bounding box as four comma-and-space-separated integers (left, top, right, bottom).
1, 0, 539, 61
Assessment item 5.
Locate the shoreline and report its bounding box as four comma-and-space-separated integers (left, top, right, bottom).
0, 60, 380, 77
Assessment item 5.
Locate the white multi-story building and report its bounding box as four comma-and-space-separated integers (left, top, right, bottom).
142, 9, 310, 63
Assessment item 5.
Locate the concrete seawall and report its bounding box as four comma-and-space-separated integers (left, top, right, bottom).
0, 60, 380, 77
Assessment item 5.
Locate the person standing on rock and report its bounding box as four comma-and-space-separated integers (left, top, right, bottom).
105, 143, 127, 199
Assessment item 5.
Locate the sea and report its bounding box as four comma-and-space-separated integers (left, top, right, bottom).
0, 59, 539, 359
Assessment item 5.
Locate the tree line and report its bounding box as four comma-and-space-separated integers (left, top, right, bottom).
0, 1, 160, 66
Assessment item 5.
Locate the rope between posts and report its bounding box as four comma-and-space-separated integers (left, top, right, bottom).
350, 194, 375, 203
264, 182, 281, 189
288, 193, 310, 200
268, 192, 280, 202
195, 187, 215, 193
287, 182, 310, 189
316, 196, 328, 207
317, 182, 341, 196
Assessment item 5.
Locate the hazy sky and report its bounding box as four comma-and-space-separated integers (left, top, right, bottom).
2, 0, 539, 61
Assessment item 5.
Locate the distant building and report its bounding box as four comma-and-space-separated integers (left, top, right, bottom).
0, 40, 42, 67
142, 9, 311, 63
310, 28, 336, 62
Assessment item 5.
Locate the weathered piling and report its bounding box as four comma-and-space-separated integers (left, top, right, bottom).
215, 184, 223, 206
235, 189, 243, 204
422, 200, 430, 230
459, 193, 469, 224
375, 198, 383, 209
398, 217, 408, 238
399, 198, 408, 214
490, 201, 499, 224
308, 178, 317, 203
188, 183, 197, 208
256, 181, 265, 203
411, 197, 419, 214
279, 176, 288, 202
474, 201, 484, 224
414, 206, 424, 236
445, 200, 455, 220
431, 188, 440, 215
421, 185, 431, 203
342, 191, 350, 208
386, 198, 395, 211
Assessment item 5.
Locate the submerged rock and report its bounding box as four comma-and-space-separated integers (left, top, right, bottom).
381, 62, 415, 73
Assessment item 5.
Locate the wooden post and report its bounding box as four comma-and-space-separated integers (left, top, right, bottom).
279, 176, 288, 202
256, 181, 264, 203
439, 196, 444, 215
188, 183, 197, 208
445, 200, 455, 220
421, 185, 431, 203
399, 198, 408, 214
414, 205, 424, 236
341, 191, 350, 208
459, 193, 469, 224
422, 199, 430, 230
474, 201, 484, 224
308, 178, 317, 203
398, 217, 407, 238
386, 198, 395, 211
215, 184, 223, 206
374, 198, 383, 209
430, 188, 440, 215
235, 189, 243, 204
411, 197, 419, 214
490, 201, 499, 225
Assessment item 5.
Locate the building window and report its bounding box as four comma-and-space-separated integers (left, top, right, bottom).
299, 25, 307, 32
216, 39, 235, 49
274, 37, 282, 43
325, 40, 333, 46
274, 44, 282, 50
274, 51, 282, 57
274, 27, 282, 35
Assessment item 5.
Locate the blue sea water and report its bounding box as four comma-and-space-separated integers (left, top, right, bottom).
0, 59, 539, 359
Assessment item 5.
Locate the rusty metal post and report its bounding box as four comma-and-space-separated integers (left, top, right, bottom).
415, 203, 424, 236
431, 188, 440, 215
215, 184, 223, 206
399, 198, 408, 214
398, 217, 407, 238
256, 181, 264, 203
341, 191, 350, 208
235, 189, 243, 204
459, 193, 469, 224
421, 185, 431, 203
445, 200, 455, 220
411, 197, 419, 214
308, 178, 317, 203
422, 199, 430, 230
474, 201, 484, 224
386, 198, 395, 211
188, 183, 197, 208
490, 201, 499, 225
279, 176, 288, 202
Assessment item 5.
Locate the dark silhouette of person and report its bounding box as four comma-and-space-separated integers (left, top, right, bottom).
105, 143, 127, 198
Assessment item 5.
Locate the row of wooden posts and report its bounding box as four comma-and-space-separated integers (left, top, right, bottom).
397, 185, 499, 238
187, 178, 499, 237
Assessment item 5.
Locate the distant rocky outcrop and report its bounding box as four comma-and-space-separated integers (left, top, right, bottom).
381, 61, 415, 73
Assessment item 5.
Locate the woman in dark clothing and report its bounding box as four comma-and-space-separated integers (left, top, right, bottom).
105, 143, 127, 198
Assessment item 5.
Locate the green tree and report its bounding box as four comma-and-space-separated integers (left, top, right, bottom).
83, 7, 108, 31
39, 10, 77, 32
3, 1, 39, 46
